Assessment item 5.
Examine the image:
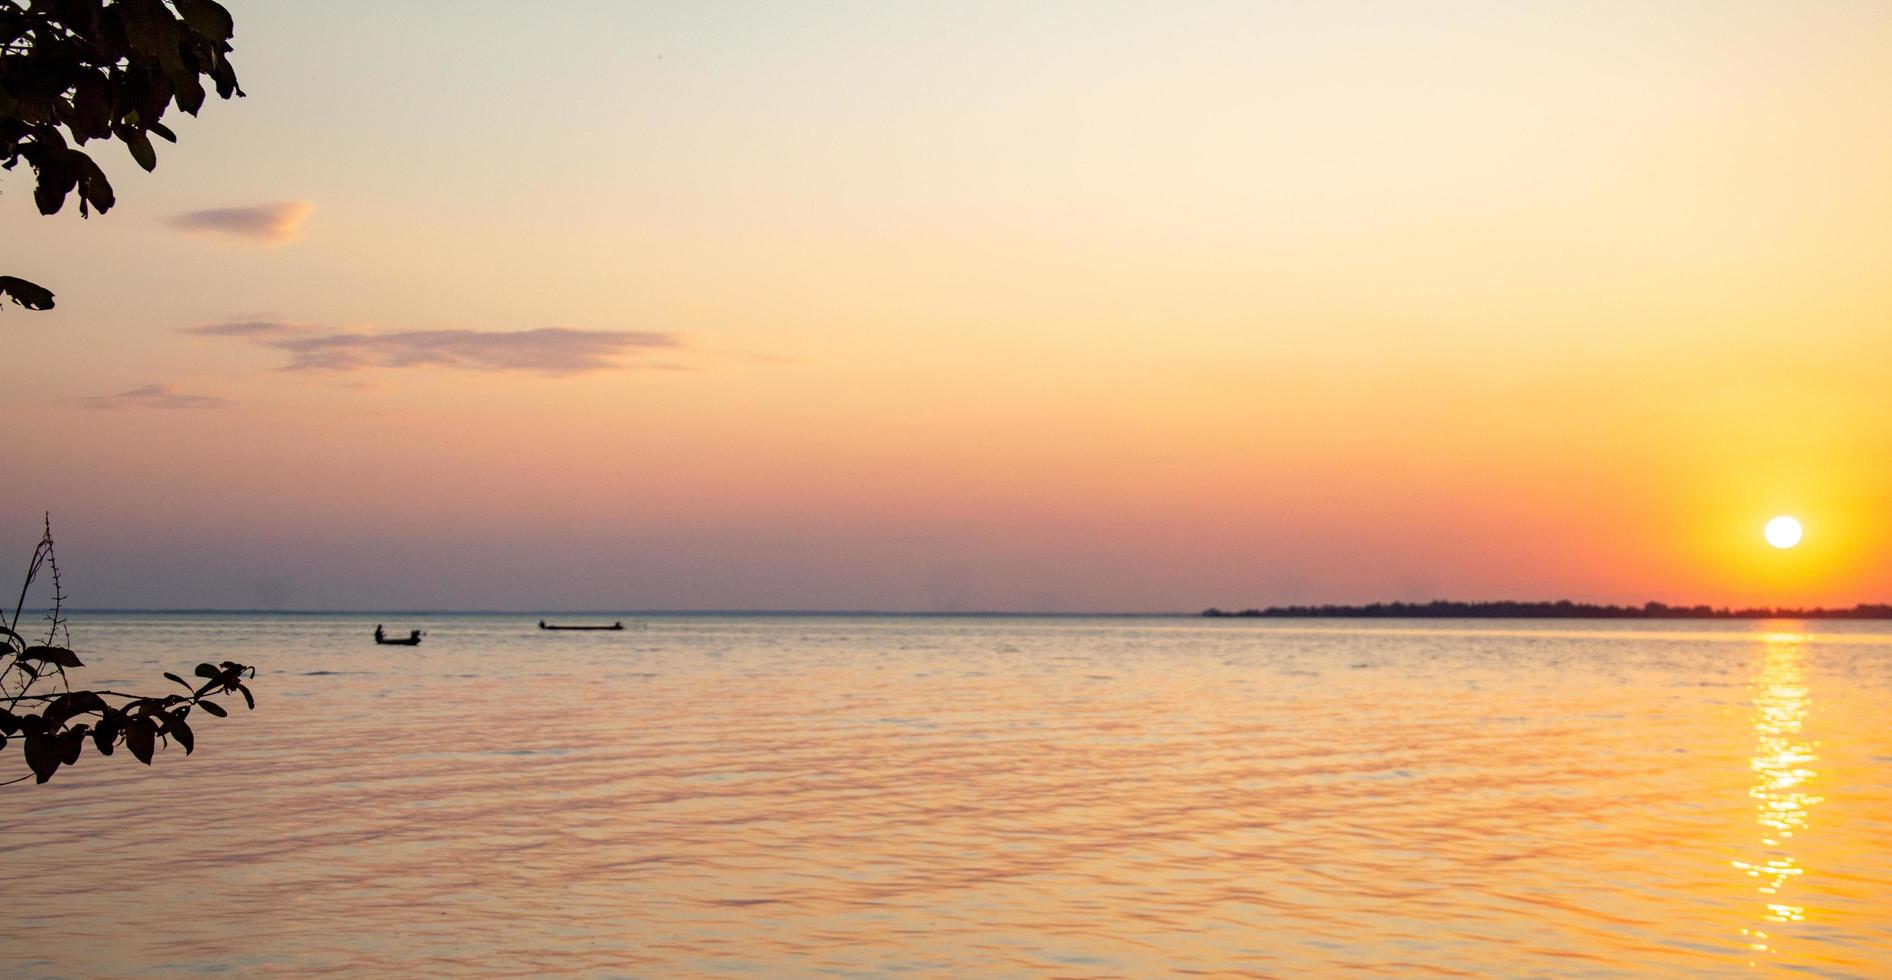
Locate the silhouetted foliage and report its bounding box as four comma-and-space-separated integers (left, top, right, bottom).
1203, 600, 1892, 619
2, 516, 256, 785
1, 0, 242, 310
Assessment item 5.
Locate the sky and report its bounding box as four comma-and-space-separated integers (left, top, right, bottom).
6, 0, 1892, 611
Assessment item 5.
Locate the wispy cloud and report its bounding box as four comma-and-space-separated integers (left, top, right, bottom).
181, 319, 306, 337
170, 201, 315, 245
188, 320, 682, 375
75, 383, 231, 411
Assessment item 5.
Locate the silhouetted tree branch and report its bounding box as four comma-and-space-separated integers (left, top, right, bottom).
1, 516, 256, 785
2, 0, 243, 311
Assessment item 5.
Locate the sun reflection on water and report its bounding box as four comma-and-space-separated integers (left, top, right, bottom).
1733, 630, 1824, 962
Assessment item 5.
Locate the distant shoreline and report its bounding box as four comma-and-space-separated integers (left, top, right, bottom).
1204, 601, 1892, 620
27, 604, 1892, 621
46, 608, 1189, 618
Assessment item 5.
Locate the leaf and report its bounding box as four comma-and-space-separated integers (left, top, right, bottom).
0, 710, 17, 736
164, 672, 191, 689
150, 122, 178, 143
196, 699, 227, 718
76, 152, 116, 215
0, 276, 57, 312
236, 683, 254, 710
60, 727, 87, 765
24, 734, 62, 783
126, 719, 156, 765
32, 152, 77, 215
21, 645, 84, 668
194, 663, 220, 679
174, 71, 206, 116
92, 717, 117, 756
121, 3, 179, 58
0, 624, 22, 645
166, 713, 194, 754
174, 0, 236, 41
124, 130, 157, 172
42, 691, 108, 730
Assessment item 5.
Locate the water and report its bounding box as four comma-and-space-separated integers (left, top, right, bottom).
4, 614, 1892, 977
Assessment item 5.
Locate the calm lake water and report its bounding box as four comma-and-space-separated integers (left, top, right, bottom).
4, 614, 1891, 977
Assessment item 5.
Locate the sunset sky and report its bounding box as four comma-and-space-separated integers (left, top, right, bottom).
7, 0, 1892, 611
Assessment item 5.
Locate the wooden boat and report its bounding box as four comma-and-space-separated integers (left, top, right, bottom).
374, 626, 424, 646
539, 620, 625, 631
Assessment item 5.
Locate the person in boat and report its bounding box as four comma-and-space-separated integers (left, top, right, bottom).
374, 624, 385, 643
408, 629, 422, 643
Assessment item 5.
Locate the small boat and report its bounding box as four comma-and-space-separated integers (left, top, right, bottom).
374, 625, 424, 646
539, 620, 625, 631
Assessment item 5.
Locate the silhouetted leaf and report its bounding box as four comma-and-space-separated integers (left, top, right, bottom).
150, 122, 178, 143
0, 276, 56, 311
126, 719, 155, 764
32, 152, 77, 214
194, 663, 220, 679
236, 683, 254, 710
164, 671, 190, 689
92, 711, 120, 755
173, 71, 206, 116
120, 3, 178, 59
24, 733, 62, 783
0, 624, 23, 645
60, 727, 86, 765
124, 129, 156, 172
166, 713, 194, 754
21, 645, 84, 668
0, 710, 18, 736
77, 152, 116, 215
43, 690, 108, 729
174, 0, 236, 41
196, 699, 226, 718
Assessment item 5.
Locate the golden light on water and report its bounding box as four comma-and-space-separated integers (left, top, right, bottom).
1735, 631, 1824, 963
1764, 516, 1804, 550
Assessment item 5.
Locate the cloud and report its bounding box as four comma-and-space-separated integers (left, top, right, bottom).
170, 201, 315, 244
76, 383, 231, 411
188, 320, 682, 375
273, 328, 678, 374
181, 319, 305, 337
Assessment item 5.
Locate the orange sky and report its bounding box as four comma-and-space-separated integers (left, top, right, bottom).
6, 1, 1892, 610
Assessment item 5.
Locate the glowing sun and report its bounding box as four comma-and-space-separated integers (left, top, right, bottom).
1764, 515, 1803, 549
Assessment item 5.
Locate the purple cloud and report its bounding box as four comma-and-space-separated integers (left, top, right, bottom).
181, 319, 305, 337
171, 201, 314, 244
76, 383, 231, 411
188, 320, 682, 375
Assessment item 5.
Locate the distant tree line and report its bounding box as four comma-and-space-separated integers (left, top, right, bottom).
1202, 600, 1892, 619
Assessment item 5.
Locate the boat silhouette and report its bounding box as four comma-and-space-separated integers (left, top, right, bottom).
539, 620, 625, 631
373, 624, 424, 646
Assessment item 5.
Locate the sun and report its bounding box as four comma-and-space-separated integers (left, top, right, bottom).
1764, 515, 1803, 550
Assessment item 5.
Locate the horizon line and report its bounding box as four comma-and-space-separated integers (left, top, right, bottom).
32, 599, 1892, 620
47, 607, 1195, 618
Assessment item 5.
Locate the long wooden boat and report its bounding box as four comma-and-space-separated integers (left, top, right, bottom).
539, 620, 625, 631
